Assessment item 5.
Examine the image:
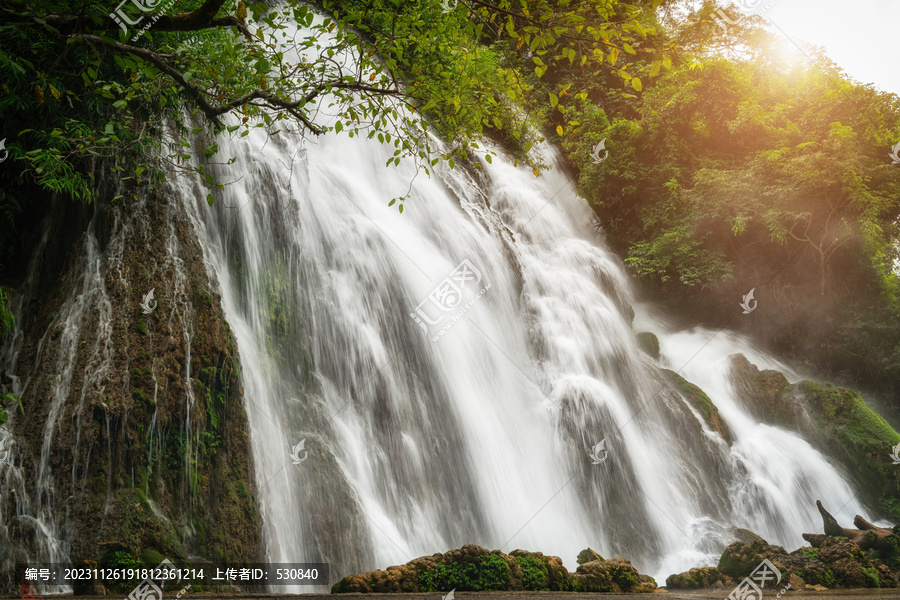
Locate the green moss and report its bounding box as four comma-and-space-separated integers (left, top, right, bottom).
135, 319, 147, 335
417, 553, 511, 591
236, 480, 248, 498
514, 555, 549, 590
877, 532, 900, 571
636, 332, 660, 360
800, 381, 900, 445
131, 388, 151, 406
100, 549, 142, 592
139, 548, 165, 566
608, 564, 639, 590
862, 566, 881, 588
664, 369, 731, 440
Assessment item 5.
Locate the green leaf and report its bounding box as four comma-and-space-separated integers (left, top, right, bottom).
207, 194, 215, 207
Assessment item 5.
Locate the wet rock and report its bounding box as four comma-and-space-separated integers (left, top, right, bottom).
574, 560, 613, 592
728, 355, 900, 516
510, 549, 571, 590
577, 548, 604, 564
665, 566, 728, 589
715, 537, 897, 590
727, 527, 766, 544
636, 332, 660, 360
333, 546, 656, 593
664, 370, 731, 442
806, 583, 828, 591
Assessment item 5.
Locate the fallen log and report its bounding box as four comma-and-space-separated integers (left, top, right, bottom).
801, 500, 895, 550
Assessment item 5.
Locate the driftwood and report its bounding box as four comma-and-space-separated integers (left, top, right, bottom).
802, 500, 895, 550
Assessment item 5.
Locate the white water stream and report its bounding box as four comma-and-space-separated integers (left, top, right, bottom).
177, 115, 872, 584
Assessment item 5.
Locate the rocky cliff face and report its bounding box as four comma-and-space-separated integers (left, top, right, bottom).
0, 186, 262, 590
728, 354, 900, 521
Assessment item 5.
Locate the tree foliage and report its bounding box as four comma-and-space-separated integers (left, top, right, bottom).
0, 0, 665, 351
554, 2, 900, 408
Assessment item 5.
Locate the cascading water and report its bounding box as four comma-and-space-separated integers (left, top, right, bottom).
0, 190, 206, 592
0, 17, 886, 590
176, 98, 877, 584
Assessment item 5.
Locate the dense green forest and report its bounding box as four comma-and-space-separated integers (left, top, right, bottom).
0, 0, 898, 417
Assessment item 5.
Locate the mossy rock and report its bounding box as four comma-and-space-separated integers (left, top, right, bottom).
664, 369, 731, 442
574, 560, 614, 592
332, 546, 655, 594
509, 549, 573, 591
717, 537, 898, 590
727, 527, 766, 544
729, 354, 900, 515
665, 566, 727, 589
577, 548, 604, 564
636, 332, 660, 360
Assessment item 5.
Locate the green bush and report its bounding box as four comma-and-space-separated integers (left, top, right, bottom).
100, 549, 141, 592
417, 553, 510, 591
514, 555, 549, 590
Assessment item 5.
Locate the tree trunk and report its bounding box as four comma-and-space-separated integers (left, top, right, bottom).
802, 500, 896, 550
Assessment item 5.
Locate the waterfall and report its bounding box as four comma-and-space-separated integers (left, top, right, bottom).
176, 108, 874, 584
0, 17, 883, 589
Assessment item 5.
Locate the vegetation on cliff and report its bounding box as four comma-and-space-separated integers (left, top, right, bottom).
543, 3, 900, 414
728, 353, 900, 521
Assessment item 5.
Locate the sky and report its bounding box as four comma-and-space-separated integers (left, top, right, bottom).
753, 0, 900, 95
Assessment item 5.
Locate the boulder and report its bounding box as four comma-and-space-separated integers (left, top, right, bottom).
636, 332, 660, 360
665, 566, 729, 589
577, 548, 604, 564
